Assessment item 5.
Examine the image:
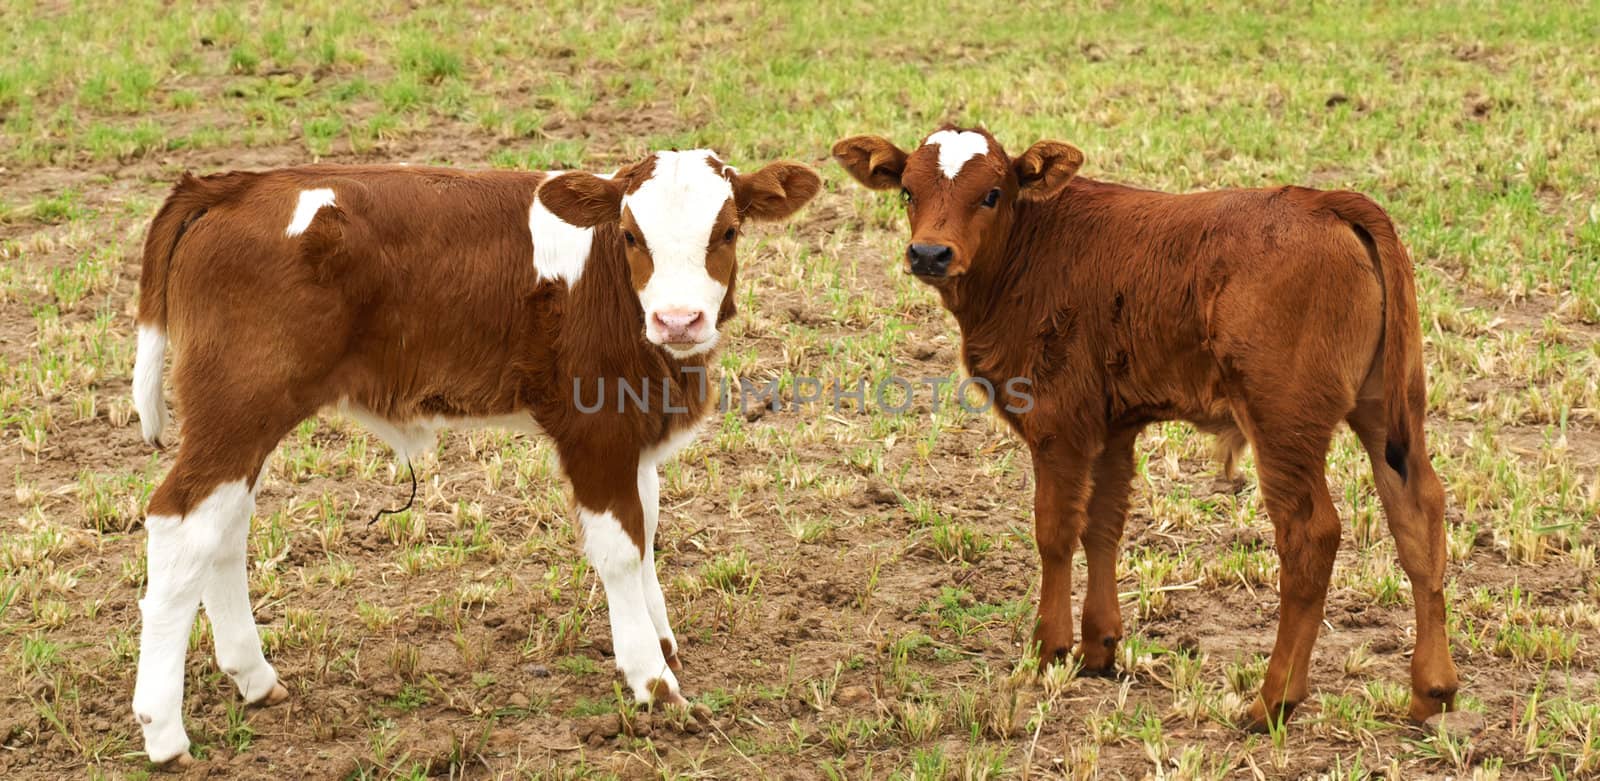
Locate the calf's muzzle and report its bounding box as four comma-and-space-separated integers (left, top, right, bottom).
907, 243, 953, 277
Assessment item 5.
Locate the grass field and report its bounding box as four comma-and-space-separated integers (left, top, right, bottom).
2, 1, 1598, 778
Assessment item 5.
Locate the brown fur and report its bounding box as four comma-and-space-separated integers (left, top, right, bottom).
834, 127, 1458, 729
137, 159, 816, 553
130, 158, 815, 759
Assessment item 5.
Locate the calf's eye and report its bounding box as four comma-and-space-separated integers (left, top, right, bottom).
982, 188, 1001, 208
623, 230, 637, 247
723, 227, 737, 242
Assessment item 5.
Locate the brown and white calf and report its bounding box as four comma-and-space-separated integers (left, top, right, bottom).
834, 127, 1458, 730
130, 152, 819, 764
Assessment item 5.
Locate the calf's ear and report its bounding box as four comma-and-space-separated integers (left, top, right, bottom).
734, 162, 823, 222
1013, 140, 1084, 199
538, 172, 623, 228
832, 135, 908, 190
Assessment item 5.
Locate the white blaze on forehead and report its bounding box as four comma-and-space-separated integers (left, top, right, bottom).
925, 130, 992, 179
530, 172, 613, 285
285, 188, 336, 237
624, 149, 735, 355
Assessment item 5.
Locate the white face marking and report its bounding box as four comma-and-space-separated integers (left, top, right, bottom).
925, 130, 992, 179
530, 172, 614, 285
133, 325, 168, 447
134, 480, 256, 763
285, 188, 336, 237
580, 507, 679, 701
624, 150, 734, 357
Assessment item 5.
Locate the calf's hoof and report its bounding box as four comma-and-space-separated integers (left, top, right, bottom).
151, 752, 196, 772
1075, 661, 1120, 679
1240, 697, 1299, 733
1073, 637, 1120, 678
646, 678, 688, 708
1408, 684, 1459, 724
251, 682, 290, 708
689, 702, 714, 724
1034, 640, 1073, 667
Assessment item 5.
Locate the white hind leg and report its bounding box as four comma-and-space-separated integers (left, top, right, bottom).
202, 474, 283, 706
133, 480, 250, 764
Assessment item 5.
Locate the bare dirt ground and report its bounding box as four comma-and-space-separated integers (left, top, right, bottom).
2, 6, 1598, 780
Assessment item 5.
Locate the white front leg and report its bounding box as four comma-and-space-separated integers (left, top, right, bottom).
581, 507, 681, 703
636, 461, 679, 668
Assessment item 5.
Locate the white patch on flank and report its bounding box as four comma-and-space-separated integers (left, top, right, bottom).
285, 188, 336, 237
336, 402, 542, 463
624, 150, 734, 358
530, 172, 603, 285
133, 325, 168, 447
581, 507, 679, 702
926, 130, 992, 179
134, 480, 258, 764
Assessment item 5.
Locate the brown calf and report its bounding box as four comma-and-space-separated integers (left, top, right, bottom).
834, 127, 1457, 730
130, 153, 819, 764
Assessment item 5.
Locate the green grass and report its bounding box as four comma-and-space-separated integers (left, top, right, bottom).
0, 0, 1596, 778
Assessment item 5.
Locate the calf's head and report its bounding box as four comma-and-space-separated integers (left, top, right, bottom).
539, 150, 821, 358
832, 127, 1082, 281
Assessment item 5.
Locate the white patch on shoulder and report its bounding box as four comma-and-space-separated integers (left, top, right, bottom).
285, 188, 336, 237
926, 130, 991, 179
530, 172, 609, 285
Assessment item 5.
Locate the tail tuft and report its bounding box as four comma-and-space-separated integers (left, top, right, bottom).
134, 325, 169, 448
1320, 190, 1422, 486
1213, 427, 1249, 481
136, 171, 243, 448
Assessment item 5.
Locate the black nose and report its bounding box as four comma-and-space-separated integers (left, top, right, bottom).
907, 243, 953, 277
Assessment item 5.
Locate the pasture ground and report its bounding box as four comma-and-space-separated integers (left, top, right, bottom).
1, 2, 1597, 778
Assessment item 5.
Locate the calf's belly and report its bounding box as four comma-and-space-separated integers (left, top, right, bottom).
333, 400, 542, 462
